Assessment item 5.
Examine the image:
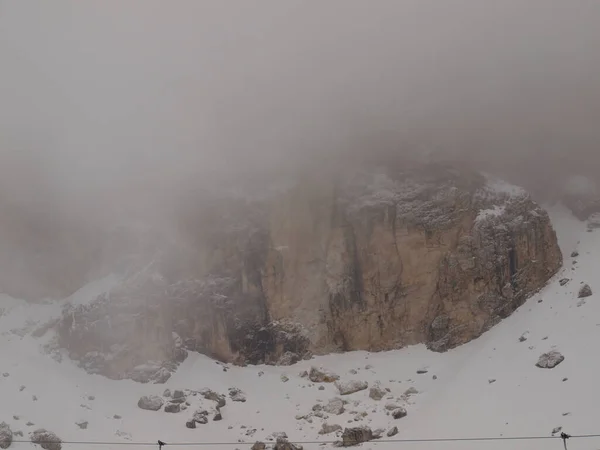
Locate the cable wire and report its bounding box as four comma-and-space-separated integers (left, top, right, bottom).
9, 433, 600, 446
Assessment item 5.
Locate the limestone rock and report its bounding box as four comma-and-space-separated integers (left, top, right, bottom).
392, 408, 408, 419
164, 403, 181, 413
386, 427, 398, 437
137, 396, 164, 411
193, 410, 208, 425
319, 423, 342, 435
323, 398, 345, 415
368, 384, 386, 401
335, 380, 368, 395
309, 367, 339, 383
0, 423, 12, 449
536, 351, 565, 369
229, 388, 246, 402
341, 427, 373, 447
31, 429, 62, 450
200, 389, 226, 408
273, 438, 302, 450
578, 284, 592, 298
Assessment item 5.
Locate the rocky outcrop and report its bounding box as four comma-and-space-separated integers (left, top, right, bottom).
54, 163, 562, 379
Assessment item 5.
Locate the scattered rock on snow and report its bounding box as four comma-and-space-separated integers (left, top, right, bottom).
369, 384, 386, 401
519, 331, 529, 342
75, 421, 88, 430
416, 368, 428, 374
536, 351, 565, 369
200, 389, 226, 408
185, 420, 196, 429
559, 278, 570, 286
0, 422, 13, 449
319, 423, 342, 435
213, 413, 222, 421
552, 427, 563, 435
578, 284, 592, 298
488, 379, 496, 384
571, 251, 579, 258
273, 437, 302, 450
280, 375, 289, 383
392, 408, 408, 419
323, 398, 345, 415
229, 388, 247, 402
163, 389, 172, 398
309, 367, 339, 383
386, 427, 398, 437
335, 380, 368, 395
164, 403, 181, 413
341, 427, 374, 447
251, 443, 266, 450
137, 395, 164, 411
31, 429, 62, 450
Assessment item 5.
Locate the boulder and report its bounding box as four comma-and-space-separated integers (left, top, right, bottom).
578, 284, 592, 298
164, 403, 181, 413
229, 387, 246, 402
30, 429, 62, 450
387, 427, 398, 437
392, 408, 408, 419
251, 443, 266, 450
193, 410, 209, 424
185, 420, 196, 429
0, 423, 12, 449
137, 395, 164, 411
319, 423, 342, 435
273, 437, 302, 450
309, 367, 339, 383
536, 351, 565, 369
200, 389, 226, 408
341, 427, 373, 447
368, 384, 386, 401
323, 398, 345, 415
335, 380, 368, 395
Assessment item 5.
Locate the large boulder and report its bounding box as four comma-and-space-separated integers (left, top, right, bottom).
341, 427, 374, 447
323, 398, 345, 415
335, 380, 368, 395
578, 284, 593, 298
0, 423, 12, 449
137, 395, 164, 411
536, 351, 565, 369
309, 367, 339, 383
30, 429, 62, 450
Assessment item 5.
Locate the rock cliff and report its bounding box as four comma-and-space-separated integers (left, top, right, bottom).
55, 163, 562, 381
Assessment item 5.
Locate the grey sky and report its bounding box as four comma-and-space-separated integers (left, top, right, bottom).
2, 0, 600, 219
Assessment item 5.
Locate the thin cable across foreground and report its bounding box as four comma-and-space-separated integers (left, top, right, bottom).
8, 431, 600, 447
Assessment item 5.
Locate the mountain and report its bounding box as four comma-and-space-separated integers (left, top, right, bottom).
0, 203, 595, 450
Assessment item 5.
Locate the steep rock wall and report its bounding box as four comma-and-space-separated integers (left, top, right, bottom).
55, 164, 562, 380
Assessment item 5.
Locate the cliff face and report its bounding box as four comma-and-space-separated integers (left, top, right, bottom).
56, 163, 562, 381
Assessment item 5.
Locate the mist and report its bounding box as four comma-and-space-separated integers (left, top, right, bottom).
2, 1, 600, 298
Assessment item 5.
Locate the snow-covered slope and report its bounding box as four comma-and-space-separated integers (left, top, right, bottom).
0, 204, 597, 450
